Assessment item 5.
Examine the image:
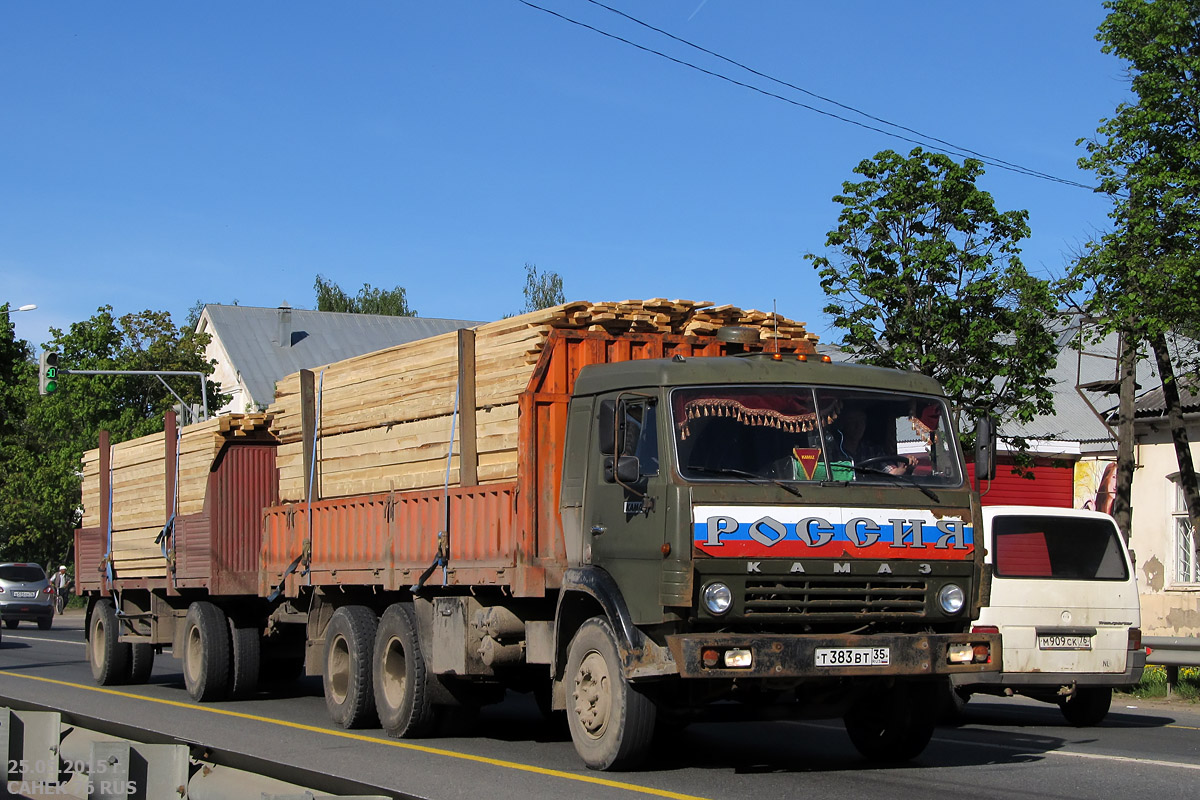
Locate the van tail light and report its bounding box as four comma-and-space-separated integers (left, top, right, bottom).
971, 625, 999, 635
1128, 627, 1142, 651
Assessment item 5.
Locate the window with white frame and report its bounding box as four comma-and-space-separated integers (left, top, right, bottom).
1173, 480, 1198, 583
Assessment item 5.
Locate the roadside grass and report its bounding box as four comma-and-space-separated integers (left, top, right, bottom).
1117, 665, 1200, 702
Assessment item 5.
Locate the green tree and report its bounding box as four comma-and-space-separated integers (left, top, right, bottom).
1075, 0, 1200, 538
520, 263, 565, 313
314, 274, 415, 316
806, 148, 1060, 448
0, 306, 223, 565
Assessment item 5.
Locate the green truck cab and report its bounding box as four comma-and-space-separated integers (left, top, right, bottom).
555, 351, 1000, 767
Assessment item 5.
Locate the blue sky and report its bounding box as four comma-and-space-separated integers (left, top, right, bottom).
2, 1, 1125, 351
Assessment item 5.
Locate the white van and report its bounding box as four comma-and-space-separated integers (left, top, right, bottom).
950, 506, 1145, 725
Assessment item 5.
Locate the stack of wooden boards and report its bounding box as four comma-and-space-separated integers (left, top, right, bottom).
269, 299, 816, 501
80, 414, 274, 578
78, 299, 817, 574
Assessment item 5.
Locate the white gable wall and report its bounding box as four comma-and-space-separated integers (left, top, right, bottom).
1131, 424, 1200, 636
198, 309, 254, 414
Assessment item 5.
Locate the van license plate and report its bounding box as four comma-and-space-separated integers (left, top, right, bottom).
1038, 635, 1092, 650
815, 647, 890, 667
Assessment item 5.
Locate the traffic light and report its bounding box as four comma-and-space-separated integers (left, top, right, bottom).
38, 351, 60, 395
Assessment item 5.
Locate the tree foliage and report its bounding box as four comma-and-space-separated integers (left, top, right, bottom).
314, 274, 415, 316
806, 148, 1060, 441
1075, 0, 1200, 354
520, 263, 565, 313
1074, 0, 1200, 538
0, 306, 222, 566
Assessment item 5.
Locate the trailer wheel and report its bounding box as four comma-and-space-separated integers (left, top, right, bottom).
128, 643, 155, 684
844, 682, 938, 762
183, 602, 231, 702
228, 617, 261, 699
565, 617, 656, 771
1058, 687, 1112, 727
372, 603, 438, 738
88, 598, 131, 685
323, 605, 379, 729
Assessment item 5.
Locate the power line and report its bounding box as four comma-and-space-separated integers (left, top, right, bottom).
515, 0, 1097, 191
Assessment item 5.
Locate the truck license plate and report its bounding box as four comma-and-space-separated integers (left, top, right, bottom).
815, 647, 890, 667
1038, 635, 1092, 650
12, 591, 36, 599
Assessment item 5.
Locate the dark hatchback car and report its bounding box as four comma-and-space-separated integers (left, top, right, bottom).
0, 563, 55, 629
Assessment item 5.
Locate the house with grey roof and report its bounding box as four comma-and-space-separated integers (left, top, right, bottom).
196, 304, 483, 414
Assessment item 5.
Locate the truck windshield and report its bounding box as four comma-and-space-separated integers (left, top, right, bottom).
673, 386, 962, 487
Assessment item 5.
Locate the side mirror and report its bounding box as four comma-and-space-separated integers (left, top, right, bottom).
603, 455, 641, 484
974, 415, 997, 482
598, 399, 626, 456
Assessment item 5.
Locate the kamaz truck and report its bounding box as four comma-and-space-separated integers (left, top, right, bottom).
78, 323, 1000, 770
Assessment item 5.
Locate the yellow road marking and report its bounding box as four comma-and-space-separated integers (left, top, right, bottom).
0, 671, 711, 800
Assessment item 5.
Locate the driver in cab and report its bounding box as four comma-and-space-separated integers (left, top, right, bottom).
829, 407, 915, 475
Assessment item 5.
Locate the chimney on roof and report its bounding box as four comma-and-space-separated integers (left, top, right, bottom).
275, 302, 293, 348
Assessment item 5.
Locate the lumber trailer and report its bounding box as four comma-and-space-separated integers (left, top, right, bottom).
76, 305, 1001, 770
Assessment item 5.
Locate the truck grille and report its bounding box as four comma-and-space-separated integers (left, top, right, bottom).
743, 577, 928, 620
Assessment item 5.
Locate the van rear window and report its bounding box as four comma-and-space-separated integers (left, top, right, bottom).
992, 516, 1128, 580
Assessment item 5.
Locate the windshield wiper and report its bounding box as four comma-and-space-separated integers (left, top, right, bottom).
848, 465, 940, 502
686, 465, 803, 498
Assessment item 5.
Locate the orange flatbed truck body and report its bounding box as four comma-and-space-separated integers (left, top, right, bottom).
259, 328, 814, 600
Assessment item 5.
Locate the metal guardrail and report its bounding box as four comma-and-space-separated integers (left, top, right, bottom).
0, 700, 405, 800
1143, 635, 1200, 696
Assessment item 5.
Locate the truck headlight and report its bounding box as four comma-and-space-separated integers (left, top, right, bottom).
938, 583, 965, 615
703, 582, 733, 615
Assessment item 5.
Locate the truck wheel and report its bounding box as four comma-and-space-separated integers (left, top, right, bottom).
1059, 687, 1112, 726
372, 603, 438, 738
228, 617, 261, 699
128, 643, 155, 684
324, 605, 379, 729
844, 682, 938, 762
183, 602, 231, 702
565, 617, 656, 771
88, 599, 131, 685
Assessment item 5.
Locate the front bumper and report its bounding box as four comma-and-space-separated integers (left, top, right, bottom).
666, 631, 1002, 679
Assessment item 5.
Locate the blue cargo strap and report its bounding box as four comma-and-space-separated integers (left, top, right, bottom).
154, 419, 182, 579
412, 381, 458, 593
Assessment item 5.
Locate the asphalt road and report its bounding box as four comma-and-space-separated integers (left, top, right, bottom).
2, 610, 1198, 800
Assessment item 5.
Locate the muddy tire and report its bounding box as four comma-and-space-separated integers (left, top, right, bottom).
88, 599, 131, 685
564, 617, 656, 771
1059, 686, 1112, 727
228, 617, 261, 699
844, 682, 938, 762
372, 603, 438, 738
183, 601, 231, 702
324, 605, 379, 729
128, 643, 155, 684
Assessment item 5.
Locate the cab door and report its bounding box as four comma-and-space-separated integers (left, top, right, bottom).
585, 393, 669, 623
